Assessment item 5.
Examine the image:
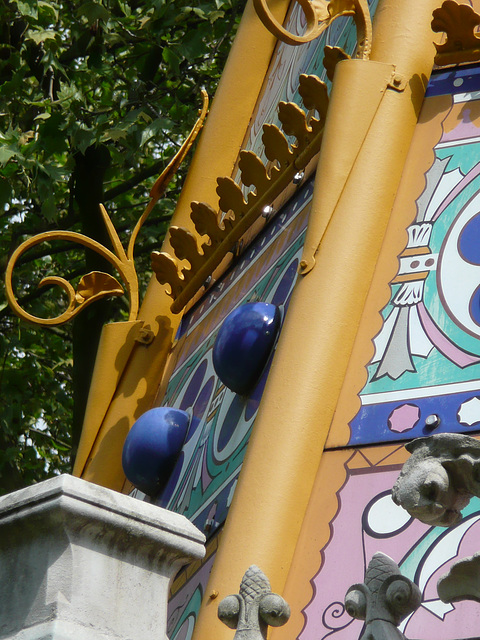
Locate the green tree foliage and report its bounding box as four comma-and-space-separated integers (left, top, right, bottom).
0, 0, 242, 494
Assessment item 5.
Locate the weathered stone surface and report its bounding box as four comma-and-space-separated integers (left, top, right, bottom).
345, 552, 421, 640
218, 565, 290, 640
392, 433, 480, 526
437, 552, 480, 604
0, 474, 205, 640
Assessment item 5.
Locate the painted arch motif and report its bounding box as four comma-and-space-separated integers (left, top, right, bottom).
281, 446, 480, 640
331, 72, 480, 446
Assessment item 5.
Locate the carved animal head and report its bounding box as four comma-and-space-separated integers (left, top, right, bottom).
392, 458, 468, 526
392, 434, 480, 527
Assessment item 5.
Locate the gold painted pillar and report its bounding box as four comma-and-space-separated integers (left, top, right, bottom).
75, 0, 291, 489
191, 2, 439, 640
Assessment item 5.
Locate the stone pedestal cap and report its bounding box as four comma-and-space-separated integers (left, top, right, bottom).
0, 474, 205, 640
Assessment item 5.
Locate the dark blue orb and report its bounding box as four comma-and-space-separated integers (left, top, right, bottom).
470, 284, 480, 327
122, 407, 190, 496
213, 302, 281, 395
459, 213, 480, 265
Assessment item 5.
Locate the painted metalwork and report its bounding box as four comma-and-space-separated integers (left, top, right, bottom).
241, 0, 380, 170
339, 74, 480, 447
5, 92, 209, 326
212, 303, 281, 395
121, 407, 190, 496
189, 5, 440, 638
151, 75, 328, 314
218, 565, 290, 640
167, 535, 219, 640
432, 1, 480, 67
388, 434, 480, 631
153, 179, 313, 536
279, 446, 480, 640
252, 0, 372, 60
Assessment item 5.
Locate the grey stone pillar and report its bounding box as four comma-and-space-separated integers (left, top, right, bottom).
0, 474, 205, 640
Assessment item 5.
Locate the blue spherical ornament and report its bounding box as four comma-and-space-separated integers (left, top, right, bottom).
122, 407, 190, 496
213, 302, 281, 395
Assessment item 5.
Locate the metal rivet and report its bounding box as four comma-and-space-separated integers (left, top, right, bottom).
262, 205, 274, 217
425, 414, 440, 429
293, 171, 304, 185
210, 590, 219, 600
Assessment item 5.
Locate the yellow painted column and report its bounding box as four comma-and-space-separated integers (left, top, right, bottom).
75, 0, 291, 489
122, 0, 291, 328
160, 0, 290, 239
190, 2, 439, 640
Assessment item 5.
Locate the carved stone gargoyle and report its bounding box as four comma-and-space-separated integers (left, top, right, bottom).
391, 433, 480, 526
345, 552, 422, 640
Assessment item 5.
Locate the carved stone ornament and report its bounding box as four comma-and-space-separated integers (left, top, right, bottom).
437, 551, 480, 604
392, 433, 480, 527
217, 565, 290, 640
345, 552, 422, 640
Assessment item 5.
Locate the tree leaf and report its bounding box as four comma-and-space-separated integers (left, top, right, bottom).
0, 0, 243, 493
41, 194, 57, 222
0, 177, 12, 208
101, 128, 129, 142
14, 0, 38, 19
162, 47, 181, 75
72, 128, 96, 155
77, 1, 111, 24
27, 30, 58, 45
0, 148, 17, 165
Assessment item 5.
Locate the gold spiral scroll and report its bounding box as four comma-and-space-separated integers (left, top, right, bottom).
5, 210, 138, 326
5, 90, 209, 327
253, 0, 372, 58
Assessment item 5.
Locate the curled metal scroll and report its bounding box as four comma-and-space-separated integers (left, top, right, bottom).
5, 216, 136, 325
253, 0, 372, 59
5, 91, 209, 327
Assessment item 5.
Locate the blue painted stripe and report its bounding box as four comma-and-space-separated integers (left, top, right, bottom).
426, 64, 480, 97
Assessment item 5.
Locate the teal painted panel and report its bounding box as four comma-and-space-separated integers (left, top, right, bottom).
350, 73, 480, 444
154, 179, 313, 536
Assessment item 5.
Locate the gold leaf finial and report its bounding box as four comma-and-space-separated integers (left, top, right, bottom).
152, 74, 330, 314
432, 1, 480, 66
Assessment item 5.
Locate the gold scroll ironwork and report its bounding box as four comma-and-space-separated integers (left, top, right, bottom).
252, 0, 372, 59
5, 91, 209, 326
432, 1, 480, 66
151, 73, 329, 314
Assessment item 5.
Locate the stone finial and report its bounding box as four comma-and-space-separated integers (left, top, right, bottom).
345, 553, 421, 640
218, 565, 290, 640
392, 433, 480, 527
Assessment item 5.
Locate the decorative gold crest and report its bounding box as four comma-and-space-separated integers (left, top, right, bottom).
151, 74, 329, 314
432, 1, 480, 66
